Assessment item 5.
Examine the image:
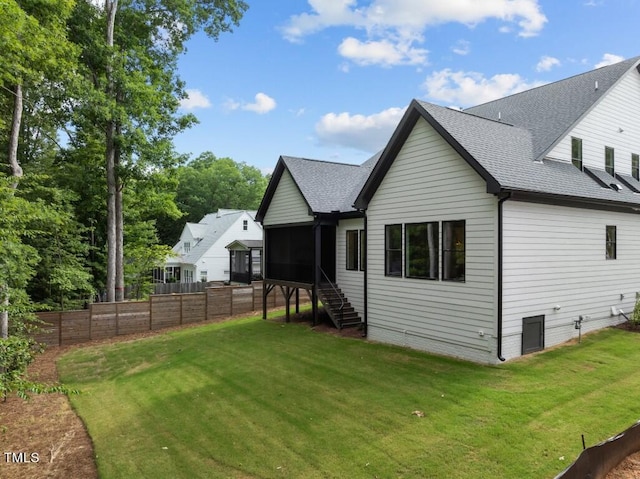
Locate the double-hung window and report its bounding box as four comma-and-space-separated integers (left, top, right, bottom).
385, 225, 402, 276
405, 222, 439, 279
442, 221, 466, 281
359, 230, 366, 272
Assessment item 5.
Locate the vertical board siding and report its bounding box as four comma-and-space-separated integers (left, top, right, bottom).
547, 70, 640, 173
501, 201, 639, 359
366, 118, 498, 363
336, 218, 365, 317
263, 170, 313, 226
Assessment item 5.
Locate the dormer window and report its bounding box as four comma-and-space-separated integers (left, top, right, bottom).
571, 137, 583, 170
184, 241, 190, 253
633, 153, 639, 181
605, 146, 615, 176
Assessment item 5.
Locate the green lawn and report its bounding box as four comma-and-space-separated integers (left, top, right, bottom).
57, 315, 640, 479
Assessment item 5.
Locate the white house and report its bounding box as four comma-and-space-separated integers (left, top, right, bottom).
159, 209, 263, 283
256, 56, 640, 363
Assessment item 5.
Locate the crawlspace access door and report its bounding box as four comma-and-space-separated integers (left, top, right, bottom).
522, 315, 545, 355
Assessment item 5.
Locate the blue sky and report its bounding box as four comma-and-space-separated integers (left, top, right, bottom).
172, 0, 640, 173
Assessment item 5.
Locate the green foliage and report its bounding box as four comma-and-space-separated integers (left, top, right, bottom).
0, 336, 75, 401
629, 293, 640, 328
158, 152, 268, 244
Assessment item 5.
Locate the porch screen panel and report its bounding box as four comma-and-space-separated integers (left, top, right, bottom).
266, 226, 314, 283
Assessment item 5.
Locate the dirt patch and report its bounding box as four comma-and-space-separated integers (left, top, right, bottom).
606, 451, 640, 479
0, 308, 360, 479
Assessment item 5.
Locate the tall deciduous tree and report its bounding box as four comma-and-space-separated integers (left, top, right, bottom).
69, 0, 248, 302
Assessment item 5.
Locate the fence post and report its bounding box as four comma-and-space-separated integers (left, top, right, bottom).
149, 296, 153, 331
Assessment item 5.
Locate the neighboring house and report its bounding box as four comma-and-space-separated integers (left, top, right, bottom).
158, 209, 262, 283
256, 56, 640, 363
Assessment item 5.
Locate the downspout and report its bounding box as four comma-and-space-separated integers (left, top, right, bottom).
497, 192, 511, 362
362, 210, 368, 337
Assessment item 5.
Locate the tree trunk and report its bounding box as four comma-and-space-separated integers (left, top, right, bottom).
104, 0, 118, 303
2, 83, 25, 338
115, 147, 124, 302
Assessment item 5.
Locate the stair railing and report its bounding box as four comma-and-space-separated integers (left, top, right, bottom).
318, 267, 344, 327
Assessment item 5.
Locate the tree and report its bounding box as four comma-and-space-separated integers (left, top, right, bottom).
157, 152, 268, 245
69, 0, 248, 302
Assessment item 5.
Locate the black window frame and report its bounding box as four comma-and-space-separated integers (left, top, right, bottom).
606, 225, 617, 260
442, 220, 466, 282
385, 224, 402, 277
605, 146, 615, 176
346, 230, 359, 271
633, 153, 639, 181
571, 137, 583, 171
405, 222, 439, 280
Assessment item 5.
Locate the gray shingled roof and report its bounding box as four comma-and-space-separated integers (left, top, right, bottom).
465, 56, 640, 160
281, 152, 382, 214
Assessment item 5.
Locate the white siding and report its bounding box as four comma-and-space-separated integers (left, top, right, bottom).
336, 218, 365, 317
547, 69, 640, 173
501, 201, 639, 359
196, 212, 263, 281
366, 118, 498, 363
263, 170, 313, 226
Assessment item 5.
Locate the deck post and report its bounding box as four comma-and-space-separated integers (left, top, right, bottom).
295, 288, 299, 314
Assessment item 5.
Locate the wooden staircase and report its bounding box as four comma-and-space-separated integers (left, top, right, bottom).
317, 283, 362, 329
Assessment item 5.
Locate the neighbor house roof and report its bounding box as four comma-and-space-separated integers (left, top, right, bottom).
356, 56, 640, 211
172, 210, 257, 265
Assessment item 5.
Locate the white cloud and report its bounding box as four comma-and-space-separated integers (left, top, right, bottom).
223, 93, 277, 114
452, 40, 470, 56
315, 106, 406, 152
283, 0, 547, 53
423, 69, 545, 107
242, 93, 277, 114
338, 37, 428, 67
595, 53, 625, 69
536, 55, 561, 72
180, 89, 212, 110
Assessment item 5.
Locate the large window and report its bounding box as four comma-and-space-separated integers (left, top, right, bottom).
606, 225, 617, 260
346, 230, 358, 270
405, 222, 439, 279
633, 153, 639, 181
571, 137, 583, 170
605, 146, 615, 176
442, 221, 465, 281
385, 224, 402, 276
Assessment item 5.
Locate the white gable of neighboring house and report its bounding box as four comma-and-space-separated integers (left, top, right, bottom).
165, 209, 262, 282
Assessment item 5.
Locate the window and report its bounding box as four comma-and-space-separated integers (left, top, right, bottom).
184, 241, 190, 253
385, 224, 402, 277
184, 270, 194, 283
571, 137, 583, 170
633, 154, 639, 181
606, 225, 617, 260
605, 146, 615, 176
405, 222, 439, 279
200, 270, 208, 282
243, 220, 248, 231
359, 230, 366, 272
442, 221, 465, 281
346, 230, 358, 270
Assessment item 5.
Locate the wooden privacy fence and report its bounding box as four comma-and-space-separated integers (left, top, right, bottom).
34, 282, 294, 347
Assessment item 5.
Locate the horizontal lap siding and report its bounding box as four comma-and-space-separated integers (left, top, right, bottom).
263, 170, 313, 226
367, 118, 498, 363
502, 201, 640, 359
336, 218, 365, 316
